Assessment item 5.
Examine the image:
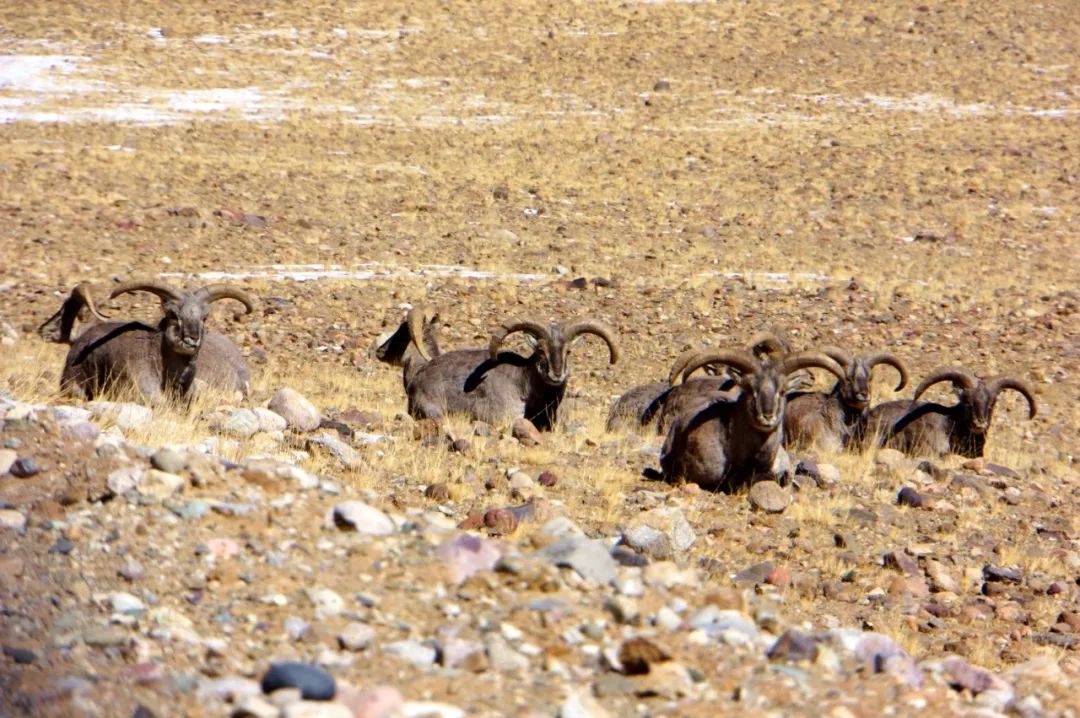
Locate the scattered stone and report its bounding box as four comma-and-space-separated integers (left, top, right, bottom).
137, 469, 185, 501
883, 550, 919, 576
624, 506, 695, 554
83, 625, 130, 647
2, 645, 35, 664
151, 447, 187, 474
983, 565, 1023, 584
281, 702, 353, 718
875, 448, 907, 470
485, 634, 529, 672
916, 460, 948, 481
268, 388, 322, 432
538, 536, 617, 584
254, 407, 289, 433
49, 539, 75, 554
0, 509, 27, 531
109, 591, 145, 614
336, 685, 403, 718
383, 640, 437, 667
222, 408, 260, 437
618, 637, 670, 674
0, 449, 16, 474
559, 689, 612, 718
854, 633, 922, 688
88, 401, 153, 431
734, 561, 775, 585
337, 622, 375, 652
307, 432, 362, 468
593, 673, 636, 698
767, 630, 818, 663
896, 486, 925, 508
748, 481, 792, 513
925, 560, 958, 593
232, 695, 281, 718
436, 533, 504, 583
329, 501, 395, 535
261, 662, 335, 701
305, 587, 346, 619
9, 457, 40, 478
512, 418, 542, 446
943, 656, 1013, 696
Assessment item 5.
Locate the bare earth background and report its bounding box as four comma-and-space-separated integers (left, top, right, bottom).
1, 1, 1079, 716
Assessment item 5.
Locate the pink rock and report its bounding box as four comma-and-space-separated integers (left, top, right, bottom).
336, 684, 404, 718
943, 657, 1013, 696
435, 534, 504, 584
205, 538, 241, 560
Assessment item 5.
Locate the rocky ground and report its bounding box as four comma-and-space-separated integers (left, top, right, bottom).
1, 0, 1079, 716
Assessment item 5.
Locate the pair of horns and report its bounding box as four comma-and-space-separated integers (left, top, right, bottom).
819, 346, 909, 391
669, 331, 795, 385
489, 320, 620, 363
681, 349, 846, 385
110, 281, 255, 314
913, 366, 1037, 419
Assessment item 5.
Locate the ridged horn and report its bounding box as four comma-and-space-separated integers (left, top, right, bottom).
109, 281, 184, 304
780, 352, 846, 383
489, 320, 550, 359
681, 350, 758, 381
987, 376, 1037, 419
39, 283, 110, 343
864, 352, 909, 391
667, 349, 704, 385
819, 345, 854, 370
195, 284, 255, 314
912, 366, 978, 401
406, 305, 437, 361
564, 320, 620, 364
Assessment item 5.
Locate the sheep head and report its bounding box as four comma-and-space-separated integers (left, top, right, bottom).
489, 319, 620, 386
110, 281, 254, 357
821, 346, 909, 410
913, 366, 1037, 434
682, 350, 845, 431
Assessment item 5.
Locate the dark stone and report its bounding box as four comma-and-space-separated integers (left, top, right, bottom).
1033, 633, 1079, 648
49, 540, 75, 555
260, 661, 335, 700
3, 645, 35, 664
795, 459, 821, 481
896, 487, 925, 508
734, 561, 775, 585
883, 550, 919, 576
983, 565, 1023, 584
916, 460, 948, 481
611, 546, 648, 567
537, 471, 557, 487
10, 458, 40, 478
449, 438, 471, 454
653, 80, 671, 91
132, 706, 157, 718
766, 630, 819, 663
985, 463, 1020, 479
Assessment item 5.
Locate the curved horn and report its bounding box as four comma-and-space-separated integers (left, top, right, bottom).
73, 283, 109, 322
667, 349, 705, 385
912, 366, 978, 401
196, 284, 255, 314
489, 320, 550, 360
109, 280, 185, 305
38, 283, 109, 343
987, 376, 1038, 419
864, 352, 909, 391
406, 305, 437, 361
682, 350, 758, 381
564, 320, 620, 364
780, 352, 846, 383
746, 331, 788, 359
819, 345, 854, 370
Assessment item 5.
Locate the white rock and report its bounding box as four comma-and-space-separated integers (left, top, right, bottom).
282, 702, 352, 718
268, 388, 321, 432
109, 592, 145, 613
137, 469, 185, 501
254, 407, 289, 433
399, 703, 465, 718
337, 621, 376, 651
221, 408, 260, 437
305, 587, 346, 619
88, 401, 153, 431
559, 689, 611, 718
0, 509, 27, 531
328, 501, 395, 535
107, 466, 144, 495
0, 449, 17, 475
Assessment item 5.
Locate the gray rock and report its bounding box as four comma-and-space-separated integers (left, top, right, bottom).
268, 388, 321, 432
485, 634, 529, 672
767, 630, 819, 663
383, 640, 437, 667
307, 433, 361, 468
88, 401, 153, 431
261, 662, 335, 700
9, 457, 39, 478
329, 501, 395, 535
138, 469, 185, 501
0, 509, 27, 531
107, 466, 144, 496
282, 702, 352, 718
337, 622, 375, 652
254, 408, 289, 433
109, 591, 145, 614
624, 506, 695, 554
305, 587, 345, 619
151, 447, 187, 474
222, 409, 261, 437
748, 481, 792, 513
538, 536, 617, 585
942, 657, 1013, 696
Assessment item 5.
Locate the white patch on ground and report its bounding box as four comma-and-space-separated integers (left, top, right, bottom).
158, 263, 830, 288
